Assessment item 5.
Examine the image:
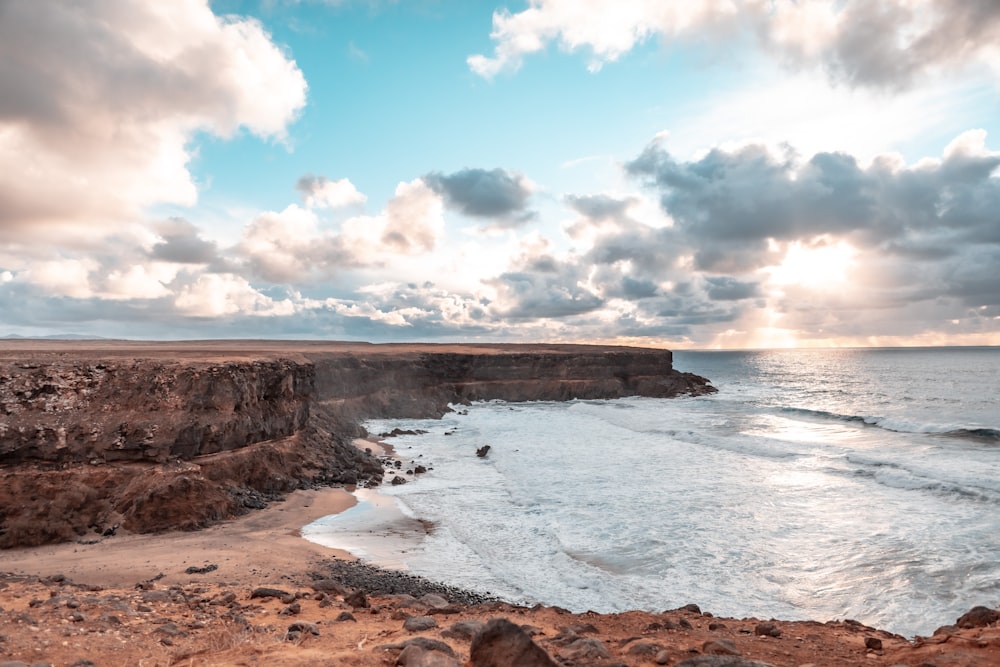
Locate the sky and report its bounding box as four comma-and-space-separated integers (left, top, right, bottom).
1, 0, 999, 348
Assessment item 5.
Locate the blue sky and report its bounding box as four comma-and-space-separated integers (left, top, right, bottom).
1, 1, 999, 347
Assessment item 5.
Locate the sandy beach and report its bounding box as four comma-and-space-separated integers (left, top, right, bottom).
0, 487, 357, 588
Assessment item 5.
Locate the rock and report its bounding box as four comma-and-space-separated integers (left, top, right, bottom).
626, 641, 665, 656
956, 606, 1000, 628
470, 617, 559, 667
336, 611, 357, 622
561, 622, 600, 635
442, 620, 485, 641
420, 593, 450, 609
345, 590, 369, 608
391, 476, 408, 485
310, 578, 349, 595
681, 603, 702, 614
754, 622, 781, 637
559, 637, 612, 661
184, 564, 217, 575
154, 623, 186, 638
287, 621, 319, 638
865, 636, 883, 650
140, 590, 171, 603
414, 465, 427, 474
250, 587, 289, 601
404, 615, 438, 632
679, 618, 693, 629
709, 622, 728, 630
280, 601, 301, 615
703, 639, 741, 655
378, 637, 457, 657
655, 650, 672, 665
396, 644, 463, 667
676, 657, 777, 667
476, 445, 491, 458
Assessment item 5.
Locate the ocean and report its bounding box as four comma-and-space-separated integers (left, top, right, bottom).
302, 347, 1000, 637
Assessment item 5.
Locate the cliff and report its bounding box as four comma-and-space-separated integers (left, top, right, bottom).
0, 341, 714, 548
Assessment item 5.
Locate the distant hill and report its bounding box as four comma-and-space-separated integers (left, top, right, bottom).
2, 334, 110, 340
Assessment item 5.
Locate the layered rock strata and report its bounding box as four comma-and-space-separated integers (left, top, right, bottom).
0, 341, 713, 547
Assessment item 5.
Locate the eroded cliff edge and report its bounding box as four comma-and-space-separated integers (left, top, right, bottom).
0, 341, 714, 548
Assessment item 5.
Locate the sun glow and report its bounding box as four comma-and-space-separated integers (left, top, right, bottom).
765, 239, 857, 288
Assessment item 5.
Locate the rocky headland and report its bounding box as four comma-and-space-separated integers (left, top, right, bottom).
0, 340, 712, 548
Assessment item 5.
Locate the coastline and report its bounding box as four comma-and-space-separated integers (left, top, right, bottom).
2, 458, 999, 665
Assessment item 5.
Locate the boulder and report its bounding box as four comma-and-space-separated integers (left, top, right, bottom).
957, 606, 1000, 628
470, 617, 559, 667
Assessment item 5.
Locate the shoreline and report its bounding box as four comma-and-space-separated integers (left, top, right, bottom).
1, 474, 999, 665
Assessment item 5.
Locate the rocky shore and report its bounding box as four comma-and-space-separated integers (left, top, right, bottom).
1, 562, 998, 667
2, 340, 999, 666
0, 340, 713, 548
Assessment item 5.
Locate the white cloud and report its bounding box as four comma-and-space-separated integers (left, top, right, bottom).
0, 0, 307, 246
174, 274, 296, 317
469, 0, 1000, 88
101, 264, 177, 301
19, 260, 98, 299
297, 175, 368, 209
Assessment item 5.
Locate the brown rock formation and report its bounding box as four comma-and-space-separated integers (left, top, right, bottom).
0, 341, 713, 547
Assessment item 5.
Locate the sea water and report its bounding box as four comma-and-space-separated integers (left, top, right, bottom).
302, 347, 1000, 637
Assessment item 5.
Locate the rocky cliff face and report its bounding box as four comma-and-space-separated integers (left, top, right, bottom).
0, 359, 311, 464
0, 343, 713, 547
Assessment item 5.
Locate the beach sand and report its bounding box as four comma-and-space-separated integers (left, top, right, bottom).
0, 487, 357, 588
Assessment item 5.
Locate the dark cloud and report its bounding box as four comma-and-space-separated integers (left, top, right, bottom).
819, 0, 1000, 88
704, 276, 761, 301
423, 168, 534, 225
626, 133, 1000, 272
149, 219, 219, 264
564, 194, 638, 221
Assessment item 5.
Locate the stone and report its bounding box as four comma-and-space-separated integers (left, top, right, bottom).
957, 606, 1000, 628
470, 617, 559, 667
280, 601, 301, 615
336, 611, 357, 622
420, 593, 450, 609
442, 620, 485, 641
709, 622, 728, 630
676, 657, 777, 667
287, 621, 319, 636
404, 615, 438, 632
396, 644, 463, 667
250, 587, 289, 601
140, 590, 171, 603
703, 639, 740, 655
865, 637, 883, 650
378, 637, 457, 657
559, 637, 612, 661
626, 640, 665, 656
476, 445, 491, 458
154, 623, 186, 638
345, 590, 369, 608
754, 622, 781, 637
681, 604, 702, 614
655, 650, 672, 665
